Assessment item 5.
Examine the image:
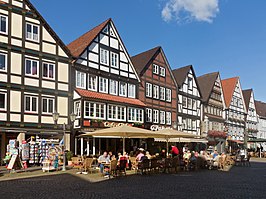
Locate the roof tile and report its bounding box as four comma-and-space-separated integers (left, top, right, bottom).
67, 18, 111, 57
221, 77, 238, 108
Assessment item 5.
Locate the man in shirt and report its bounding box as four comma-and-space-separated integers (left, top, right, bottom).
98, 151, 110, 174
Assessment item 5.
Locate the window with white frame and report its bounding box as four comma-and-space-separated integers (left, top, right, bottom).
160, 67, 165, 77
146, 108, 152, 122
0, 53, 7, 71
109, 79, 118, 95
0, 15, 7, 34
119, 82, 127, 97
88, 74, 97, 91
108, 105, 126, 121
182, 96, 187, 108
74, 101, 81, 118
42, 62, 54, 79
153, 64, 159, 74
128, 84, 136, 98
76, 71, 86, 89
192, 120, 196, 130
25, 59, 38, 76
0, 92, 6, 110
99, 77, 108, 93
128, 107, 143, 123
192, 99, 196, 110
146, 82, 152, 97
160, 87, 165, 100
153, 109, 159, 123
111, 52, 118, 68
84, 102, 105, 119
160, 111, 165, 124
100, 48, 109, 65
26, 23, 39, 42
25, 95, 38, 113
42, 97, 54, 114
188, 77, 193, 89
166, 112, 171, 125
166, 89, 171, 102
187, 118, 192, 129
153, 85, 159, 99
182, 118, 187, 129
188, 98, 192, 109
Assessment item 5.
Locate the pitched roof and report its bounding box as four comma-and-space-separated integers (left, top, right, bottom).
242, 89, 252, 110
221, 77, 238, 108
197, 72, 219, 103
131, 46, 161, 75
255, 100, 266, 118
23, 0, 72, 58
75, 88, 146, 107
67, 18, 111, 57
172, 65, 192, 87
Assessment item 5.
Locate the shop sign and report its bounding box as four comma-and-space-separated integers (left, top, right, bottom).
103, 122, 130, 128
150, 125, 172, 131
36, 138, 60, 143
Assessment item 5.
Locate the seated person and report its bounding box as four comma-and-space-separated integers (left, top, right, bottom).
136, 149, 145, 162
98, 151, 110, 174
212, 150, 219, 159
145, 151, 152, 159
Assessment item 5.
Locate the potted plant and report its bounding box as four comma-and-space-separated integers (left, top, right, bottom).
66, 151, 73, 166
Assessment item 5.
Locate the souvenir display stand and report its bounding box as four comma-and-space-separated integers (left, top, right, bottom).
42, 145, 62, 172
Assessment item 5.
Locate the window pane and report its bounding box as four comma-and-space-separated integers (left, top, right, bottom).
48, 99, 53, 113
49, 64, 54, 78
25, 97, 30, 111
43, 63, 48, 77
1, 16, 7, 33
0, 93, 5, 109
43, 99, 47, 112
32, 97, 37, 112
26, 24, 32, 39
32, 61, 37, 75
26, 60, 31, 74
0, 54, 5, 70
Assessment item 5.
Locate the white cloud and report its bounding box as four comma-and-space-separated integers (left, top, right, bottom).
161, 0, 219, 23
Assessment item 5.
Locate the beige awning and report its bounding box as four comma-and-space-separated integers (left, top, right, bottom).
155, 137, 208, 143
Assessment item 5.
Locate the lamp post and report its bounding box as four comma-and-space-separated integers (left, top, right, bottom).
52, 111, 76, 172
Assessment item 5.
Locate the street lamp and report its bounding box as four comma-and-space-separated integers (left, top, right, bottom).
52, 111, 76, 172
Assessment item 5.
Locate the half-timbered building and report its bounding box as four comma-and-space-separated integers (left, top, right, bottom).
255, 100, 266, 141
0, 0, 72, 159
243, 89, 258, 139
67, 19, 145, 155
197, 72, 226, 152
131, 46, 177, 131
172, 65, 202, 135
221, 77, 247, 141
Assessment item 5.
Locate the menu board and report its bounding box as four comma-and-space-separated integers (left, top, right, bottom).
7, 155, 18, 170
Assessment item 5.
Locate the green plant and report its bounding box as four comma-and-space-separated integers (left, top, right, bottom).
66, 151, 73, 161
133, 122, 143, 127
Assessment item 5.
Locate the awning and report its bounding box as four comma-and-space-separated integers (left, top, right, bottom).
155, 138, 208, 143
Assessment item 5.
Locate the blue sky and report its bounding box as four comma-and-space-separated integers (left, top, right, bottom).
31, 0, 266, 101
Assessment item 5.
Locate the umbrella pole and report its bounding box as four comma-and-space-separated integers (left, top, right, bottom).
166, 139, 169, 157
123, 137, 126, 154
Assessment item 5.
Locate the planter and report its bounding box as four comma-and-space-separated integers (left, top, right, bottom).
68, 161, 73, 166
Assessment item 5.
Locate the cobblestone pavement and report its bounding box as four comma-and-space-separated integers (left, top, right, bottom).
1, 161, 266, 199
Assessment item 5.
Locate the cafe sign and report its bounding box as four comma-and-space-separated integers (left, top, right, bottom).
103, 122, 131, 128
150, 125, 172, 131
